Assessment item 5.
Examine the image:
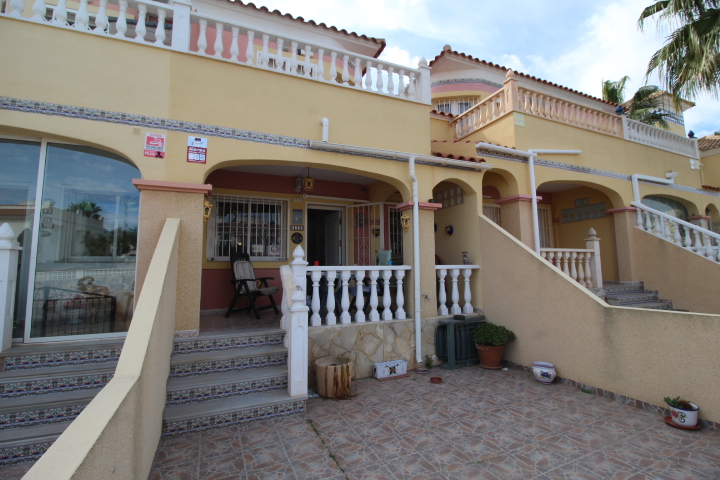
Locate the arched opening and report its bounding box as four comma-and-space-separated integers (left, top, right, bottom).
641, 195, 690, 220
706, 203, 720, 234
0, 137, 140, 341
432, 180, 480, 266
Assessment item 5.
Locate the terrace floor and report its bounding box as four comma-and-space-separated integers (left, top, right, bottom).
147, 364, 720, 480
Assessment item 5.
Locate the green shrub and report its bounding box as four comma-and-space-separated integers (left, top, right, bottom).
472, 322, 516, 346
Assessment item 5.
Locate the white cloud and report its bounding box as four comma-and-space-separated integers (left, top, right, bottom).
497, 54, 531, 75
378, 46, 421, 69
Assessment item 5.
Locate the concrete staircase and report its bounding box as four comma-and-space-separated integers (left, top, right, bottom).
0, 327, 305, 465
603, 281, 677, 310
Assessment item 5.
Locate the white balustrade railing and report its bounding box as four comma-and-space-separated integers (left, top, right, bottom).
1, 1, 430, 104
517, 87, 624, 137
540, 228, 603, 288
622, 117, 700, 158
631, 202, 720, 263
450, 89, 508, 139
435, 265, 480, 315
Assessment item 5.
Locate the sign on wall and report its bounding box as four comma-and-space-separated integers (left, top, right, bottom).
144, 133, 166, 158
187, 136, 208, 163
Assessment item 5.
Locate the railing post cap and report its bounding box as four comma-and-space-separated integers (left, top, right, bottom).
0, 223, 17, 248
505, 69, 516, 80
291, 245, 307, 265
417, 57, 428, 68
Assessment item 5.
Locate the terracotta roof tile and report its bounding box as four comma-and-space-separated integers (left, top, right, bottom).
702, 184, 720, 192
698, 135, 720, 151
429, 48, 615, 106
431, 152, 485, 163
430, 109, 455, 118
229, 2, 386, 57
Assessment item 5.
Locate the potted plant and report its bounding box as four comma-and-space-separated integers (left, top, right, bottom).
472, 322, 516, 370
664, 396, 700, 428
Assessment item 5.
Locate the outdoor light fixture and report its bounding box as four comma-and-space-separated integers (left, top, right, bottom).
400, 212, 410, 232
295, 177, 303, 193
203, 199, 213, 222
303, 167, 315, 192
615, 105, 624, 115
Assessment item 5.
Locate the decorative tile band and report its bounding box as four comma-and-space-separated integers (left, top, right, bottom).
162, 400, 305, 436
478, 148, 720, 199
4, 349, 121, 371
0, 374, 111, 397
172, 334, 284, 355
504, 361, 720, 431
169, 353, 288, 378
166, 376, 287, 406
0, 403, 86, 430
0, 441, 54, 466
432, 78, 503, 89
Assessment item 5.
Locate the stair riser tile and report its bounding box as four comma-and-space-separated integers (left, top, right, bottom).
0, 375, 111, 398
0, 441, 54, 466
163, 400, 305, 436
173, 334, 284, 355
170, 354, 287, 378
3, 351, 121, 372
0, 403, 84, 430
166, 377, 288, 406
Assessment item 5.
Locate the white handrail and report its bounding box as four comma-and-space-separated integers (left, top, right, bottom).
631, 202, 720, 242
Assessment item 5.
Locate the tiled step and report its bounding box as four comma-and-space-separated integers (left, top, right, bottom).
173, 328, 284, 355
169, 345, 288, 378
0, 422, 67, 465
166, 366, 288, 406
0, 362, 115, 398
603, 281, 646, 295
605, 292, 660, 305
1, 338, 125, 372
0, 389, 97, 430
618, 300, 675, 310
163, 389, 306, 436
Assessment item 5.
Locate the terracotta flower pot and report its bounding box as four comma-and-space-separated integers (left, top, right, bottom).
475, 344, 506, 369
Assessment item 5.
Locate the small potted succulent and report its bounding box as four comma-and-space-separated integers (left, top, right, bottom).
472, 322, 516, 370
664, 396, 700, 428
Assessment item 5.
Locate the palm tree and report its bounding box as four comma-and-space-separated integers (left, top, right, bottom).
602, 77, 672, 129
638, 0, 720, 99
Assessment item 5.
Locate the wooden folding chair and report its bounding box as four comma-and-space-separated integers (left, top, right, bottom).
225, 250, 280, 319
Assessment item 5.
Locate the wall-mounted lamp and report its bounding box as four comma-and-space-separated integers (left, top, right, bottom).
400, 212, 410, 232
303, 167, 315, 192
203, 199, 213, 222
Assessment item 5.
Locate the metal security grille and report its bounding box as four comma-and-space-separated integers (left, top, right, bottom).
538, 205, 554, 248
346, 203, 384, 265
482, 204, 501, 225
433, 97, 481, 115
388, 206, 403, 260
209, 195, 287, 261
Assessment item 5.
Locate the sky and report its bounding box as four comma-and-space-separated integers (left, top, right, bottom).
251, 0, 719, 137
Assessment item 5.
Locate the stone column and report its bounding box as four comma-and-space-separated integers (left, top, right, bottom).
0, 224, 21, 352
133, 180, 212, 336
495, 194, 537, 249
606, 206, 637, 281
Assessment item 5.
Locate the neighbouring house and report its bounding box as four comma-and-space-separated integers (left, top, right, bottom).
0, 0, 719, 476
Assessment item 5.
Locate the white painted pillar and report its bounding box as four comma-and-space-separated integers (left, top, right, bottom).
287, 285, 308, 398
169, 0, 192, 53
585, 228, 603, 290
416, 57, 431, 104
0, 224, 21, 352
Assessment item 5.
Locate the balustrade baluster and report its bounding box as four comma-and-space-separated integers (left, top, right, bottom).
381, 270, 392, 321
304, 45, 313, 78
94, 0, 108, 33
354, 270, 366, 322
583, 253, 593, 288
230, 27, 240, 62
376, 64, 384, 93
363, 60, 373, 89
74, 0, 90, 30
660, 216, 670, 240
310, 271, 322, 327
437, 269, 448, 315
245, 30, 255, 65
197, 20, 208, 54
450, 268, 461, 315
340, 270, 351, 324
683, 226, 693, 249
672, 221, 682, 245
540, 251, 548, 261
341, 55, 350, 85
288, 41, 298, 74
325, 270, 337, 325
31, 0, 46, 22
114, 1, 128, 37
387, 67, 395, 96
692, 230, 703, 254
395, 270, 406, 319
260, 35, 270, 68
704, 234, 714, 259
273, 38, 284, 70
408, 72, 416, 100
635, 209, 644, 229
8, 0, 24, 18
154, 9, 166, 45
368, 270, 380, 321
329, 51, 338, 83
353, 57, 362, 87
52, 0, 68, 25
316, 48, 325, 80
561, 252, 570, 276
134, 5, 148, 40
569, 252, 578, 283
577, 253, 586, 286
398, 70, 406, 99
462, 268, 474, 314
213, 23, 224, 58
644, 212, 653, 233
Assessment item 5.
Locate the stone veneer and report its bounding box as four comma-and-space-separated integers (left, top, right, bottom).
308, 317, 447, 382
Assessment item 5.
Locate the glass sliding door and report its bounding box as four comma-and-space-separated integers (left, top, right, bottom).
27, 143, 140, 340
0, 138, 42, 339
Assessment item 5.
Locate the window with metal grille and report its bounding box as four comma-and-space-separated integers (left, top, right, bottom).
207, 195, 287, 261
